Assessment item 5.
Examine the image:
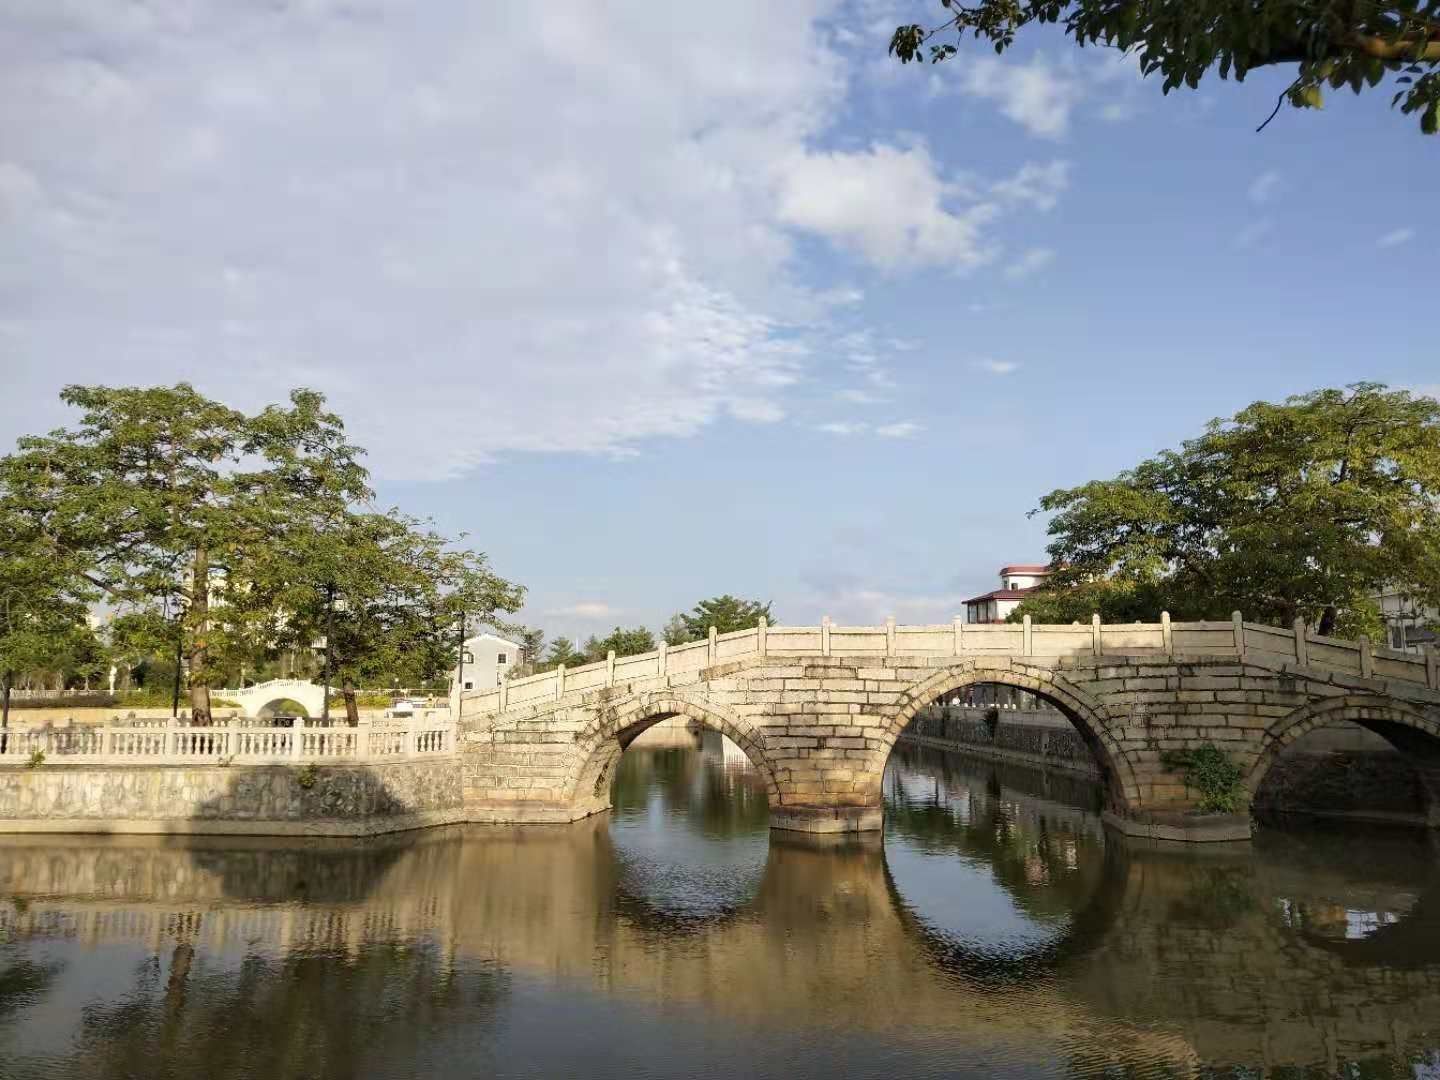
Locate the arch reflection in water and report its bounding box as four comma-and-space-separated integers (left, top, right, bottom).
1, 743, 1440, 1078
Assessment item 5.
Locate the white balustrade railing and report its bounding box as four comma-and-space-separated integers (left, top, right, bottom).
463, 614, 1439, 717
0, 713, 455, 766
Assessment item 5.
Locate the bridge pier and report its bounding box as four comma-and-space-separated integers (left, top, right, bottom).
768, 804, 883, 835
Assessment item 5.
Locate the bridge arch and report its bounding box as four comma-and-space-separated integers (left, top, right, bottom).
255, 697, 310, 719
879, 662, 1140, 814
1247, 695, 1440, 823
567, 694, 781, 820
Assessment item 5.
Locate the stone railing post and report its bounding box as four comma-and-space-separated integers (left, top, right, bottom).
1232, 611, 1246, 659
607, 650, 616, 686
821, 616, 832, 657
658, 640, 669, 675
555, 664, 566, 700
356, 717, 373, 761
166, 716, 180, 761
756, 617, 767, 657
1161, 611, 1173, 657
499, 675, 509, 711
404, 720, 416, 757
291, 717, 306, 760
953, 615, 963, 656
99, 724, 112, 760
885, 616, 896, 656
707, 627, 717, 666
1022, 614, 1032, 656
1358, 635, 1373, 678
1426, 645, 1438, 690
1293, 617, 1308, 666
1091, 613, 1103, 656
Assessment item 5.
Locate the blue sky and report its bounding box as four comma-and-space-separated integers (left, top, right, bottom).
2, 2, 1435, 642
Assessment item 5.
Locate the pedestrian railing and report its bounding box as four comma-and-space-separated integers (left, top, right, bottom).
0, 712, 455, 766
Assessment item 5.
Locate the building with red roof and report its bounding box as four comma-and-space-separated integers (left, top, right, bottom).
964, 564, 1053, 624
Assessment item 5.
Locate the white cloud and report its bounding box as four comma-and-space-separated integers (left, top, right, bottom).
0, 4, 1077, 479
1378, 227, 1415, 248
816, 418, 921, 437
547, 602, 617, 619
837, 388, 887, 405
773, 142, 1001, 271
972, 358, 1021, 375
1234, 219, 1276, 250
990, 160, 1070, 211
1248, 170, 1282, 204
1003, 248, 1056, 280
874, 420, 921, 438
958, 55, 1083, 139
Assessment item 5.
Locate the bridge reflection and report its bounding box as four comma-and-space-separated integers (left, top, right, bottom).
2, 756, 1439, 1075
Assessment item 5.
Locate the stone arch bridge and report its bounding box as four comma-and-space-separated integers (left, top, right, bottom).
460, 616, 1440, 840
221, 678, 327, 719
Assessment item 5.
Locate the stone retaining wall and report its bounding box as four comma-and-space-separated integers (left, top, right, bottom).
902, 707, 1101, 776
0, 759, 463, 836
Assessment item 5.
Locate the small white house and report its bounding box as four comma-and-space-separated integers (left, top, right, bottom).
964, 564, 1052, 624
1375, 587, 1437, 653
450, 632, 523, 710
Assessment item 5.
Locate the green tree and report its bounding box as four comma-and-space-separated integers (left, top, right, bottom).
517, 628, 546, 675
582, 626, 657, 663
672, 595, 775, 642
1014, 384, 1440, 637
543, 636, 581, 669
661, 614, 691, 647
260, 511, 524, 723
0, 463, 95, 740
891, 1, 1440, 133
0, 384, 369, 722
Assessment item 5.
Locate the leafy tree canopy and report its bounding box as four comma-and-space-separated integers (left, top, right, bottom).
891, 1, 1440, 133
1012, 384, 1440, 638
671, 596, 775, 644
582, 626, 657, 662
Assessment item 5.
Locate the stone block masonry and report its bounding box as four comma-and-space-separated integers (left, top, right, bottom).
459, 618, 1440, 842
0, 759, 464, 837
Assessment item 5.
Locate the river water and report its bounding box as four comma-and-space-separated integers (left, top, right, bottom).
1, 736, 1438, 1079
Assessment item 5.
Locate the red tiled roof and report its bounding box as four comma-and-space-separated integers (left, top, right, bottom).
999, 564, 1051, 575
964, 588, 1036, 605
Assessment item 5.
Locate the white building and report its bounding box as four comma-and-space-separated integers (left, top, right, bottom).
450, 632, 523, 709
1375, 587, 1437, 653
964, 564, 1052, 624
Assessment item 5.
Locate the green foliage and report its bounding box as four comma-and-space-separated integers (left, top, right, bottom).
670, 596, 774, 644
541, 636, 582, 670
25, 750, 44, 769
296, 762, 320, 790
890, 2, 1440, 134
982, 705, 1001, 740
1161, 744, 1245, 813
0, 383, 525, 724
1013, 384, 1440, 636
581, 626, 657, 662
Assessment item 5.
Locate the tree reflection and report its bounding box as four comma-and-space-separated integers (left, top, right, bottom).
49, 938, 507, 1080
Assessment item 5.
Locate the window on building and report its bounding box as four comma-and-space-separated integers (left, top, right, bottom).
463, 650, 474, 665
463, 681, 473, 691
497, 652, 508, 664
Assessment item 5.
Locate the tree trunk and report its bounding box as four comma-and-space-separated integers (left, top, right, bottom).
187, 544, 212, 723
1317, 605, 1338, 637
1, 670, 11, 755
342, 676, 359, 726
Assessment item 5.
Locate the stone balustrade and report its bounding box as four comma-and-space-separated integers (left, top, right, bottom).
464, 615, 1437, 719
0, 712, 455, 766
